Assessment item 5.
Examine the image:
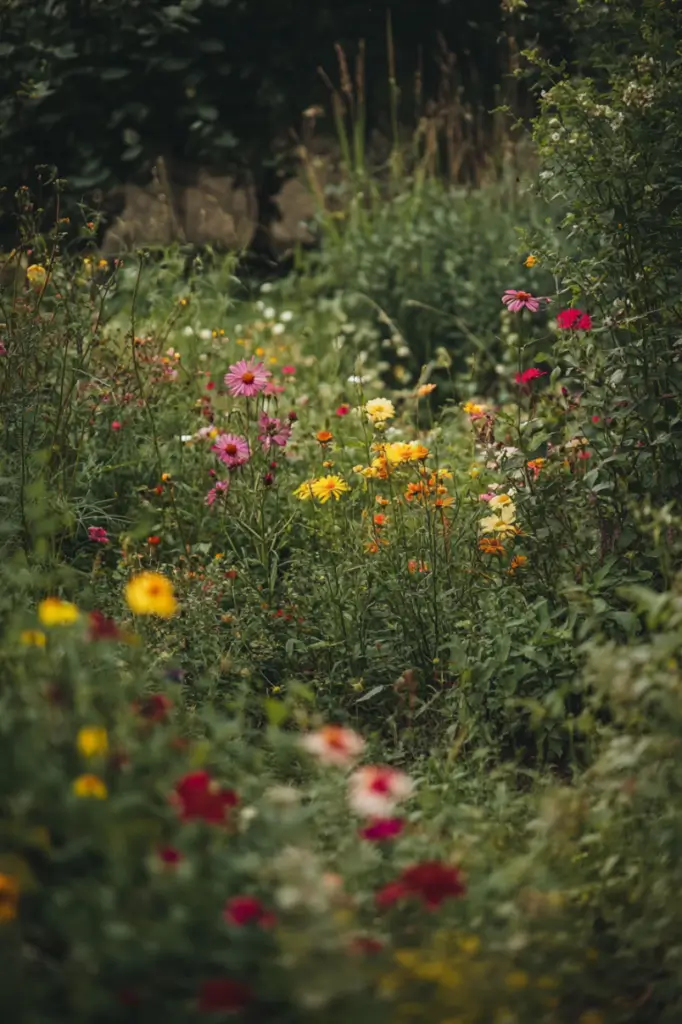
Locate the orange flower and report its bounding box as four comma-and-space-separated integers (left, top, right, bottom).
375, 496, 390, 507
416, 383, 436, 397
316, 430, 333, 445
478, 538, 505, 556
509, 555, 528, 574
373, 513, 388, 528
408, 559, 430, 573
405, 481, 432, 504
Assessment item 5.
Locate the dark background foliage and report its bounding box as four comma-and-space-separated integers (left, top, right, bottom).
0, 0, 572, 220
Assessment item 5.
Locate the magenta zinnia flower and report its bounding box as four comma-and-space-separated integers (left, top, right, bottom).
205, 480, 230, 507
502, 289, 544, 313
258, 413, 291, 452
224, 358, 270, 398
211, 433, 250, 468
88, 526, 109, 544
359, 817, 405, 842
556, 308, 593, 331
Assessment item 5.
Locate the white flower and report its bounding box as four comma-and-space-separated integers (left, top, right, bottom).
272, 322, 285, 335
179, 434, 193, 443
199, 328, 212, 340
347, 375, 367, 385
182, 325, 194, 336
280, 310, 293, 322
260, 282, 273, 293
347, 765, 414, 817
263, 306, 276, 320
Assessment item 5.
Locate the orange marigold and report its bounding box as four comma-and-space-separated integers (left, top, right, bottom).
478, 538, 505, 556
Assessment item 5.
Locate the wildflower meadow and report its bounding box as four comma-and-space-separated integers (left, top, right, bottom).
2, 0, 682, 1021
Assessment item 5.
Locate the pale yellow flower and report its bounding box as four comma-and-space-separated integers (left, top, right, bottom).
364, 398, 395, 423
479, 504, 517, 536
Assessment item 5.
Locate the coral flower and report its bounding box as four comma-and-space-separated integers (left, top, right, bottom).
311, 475, 350, 503
478, 537, 505, 556
515, 367, 547, 386
38, 597, 79, 627
73, 774, 108, 799
407, 559, 430, 573
376, 861, 466, 910
556, 308, 593, 331
173, 770, 238, 824
224, 896, 276, 928
77, 726, 109, 758
198, 979, 253, 1014
125, 572, 177, 618
300, 725, 365, 766
336, 404, 351, 416
258, 414, 291, 451
348, 766, 414, 817
0, 873, 19, 921
211, 433, 250, 468
416, 383, 437, 397
88, 526, 108, 544
365, 397, 395, 423
359, 817, 405, 842
224, 357, 270, 397
316, 430, 333, 445
502, 289, 544, 313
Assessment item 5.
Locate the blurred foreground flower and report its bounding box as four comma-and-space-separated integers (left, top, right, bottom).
348, 766, 414, 817
376, 861, 466, 910
77, 726, 109, 758
125, 572, 177, 617
173, 771, 238, 825
0, 874, 19, 922
38, 598, 79, 627
73, 774, 108, 799
300, 725, 365, 766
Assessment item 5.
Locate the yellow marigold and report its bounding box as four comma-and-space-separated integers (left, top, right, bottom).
524, 254, 538, 268
364, 398, 395, 423
20, 629, 46, 647
73, 774, 108, 799
384, 442, 412, 464
26, 264, 47, 288
415, 383, 437, 397
0, 874, 19, 922
408, 443, 429, 461
462, 400, 485, 416
125, 572, 177, 618
77, 726, 109, 759
38, 598, 79, 627
293, 479, 316, 500
311, 475, 350, 503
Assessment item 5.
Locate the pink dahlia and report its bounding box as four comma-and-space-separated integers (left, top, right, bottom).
205, 480, 230, 507
224, 357, 271, 398
556, 308, 593, 331
211, 433, 250, 468
515, 367, 547, 386
258, 413, 291, 452
88, 526, 109, 544
502, 289, 545, 313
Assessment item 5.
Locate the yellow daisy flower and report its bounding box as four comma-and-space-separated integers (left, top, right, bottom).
77, 726, 109, 759
125, 572, 177, 618
38, 598, 79, 627
364, 398, 395, 423
311, 475, 350, 503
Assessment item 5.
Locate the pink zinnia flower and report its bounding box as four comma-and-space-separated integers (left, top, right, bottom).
88, 526, 109, 544
224, 357, 270, 398
556, 308, 593, 331
359, 817, 405, 842
281, 365, 296, 376
300, 725, 365, 767
258, 413, 291, 452
515, 367, 547, 386
223, 896, 276, 928
336, 404, 351, 417
502, 289, 545, 313
348, 765, 414, 817
211, 433, 250, 468
111, 420, 122, 431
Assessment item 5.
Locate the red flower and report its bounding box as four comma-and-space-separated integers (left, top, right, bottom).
158, 845, 182, 866
348, 936, 384, 955
359, 817, 405, 842
206, 381, 215, 390
224, 896, 276, 928
376, 861, 466, 910
336, 404, 351, 416
173, 771, 238, 825
148, 535, 161, 546
111, 420, 122, 431
514, 367, 547, 386
87, 610, 121, 642
134, 693, 173, 723
225, 569, 238, 580
198, 978, 253, 1014
556, 308, 592, 331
